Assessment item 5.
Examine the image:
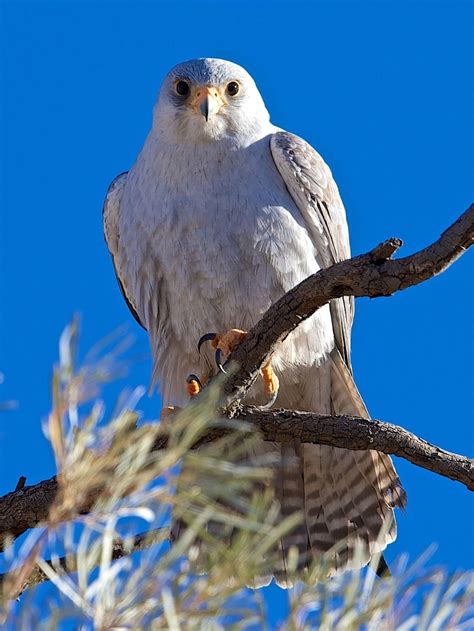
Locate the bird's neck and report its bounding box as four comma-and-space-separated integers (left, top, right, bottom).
142, 124, 275, 164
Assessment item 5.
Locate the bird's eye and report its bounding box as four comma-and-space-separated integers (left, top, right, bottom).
226, 81, 240, 96
175, 80, 190, 97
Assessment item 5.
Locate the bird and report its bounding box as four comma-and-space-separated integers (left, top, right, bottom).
103, 57, 406, 587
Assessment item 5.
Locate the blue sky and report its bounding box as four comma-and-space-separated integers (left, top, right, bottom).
0, 0, 473, 626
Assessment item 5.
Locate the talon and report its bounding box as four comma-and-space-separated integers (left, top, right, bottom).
197, 328, 247, 373
186, 374, 203, 397
198, 333, 217, 353
196, 329, 279, 406
215, 348, 227, 374
260, 391, 279, 409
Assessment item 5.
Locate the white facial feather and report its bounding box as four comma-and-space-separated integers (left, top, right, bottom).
152, 58, 271, 147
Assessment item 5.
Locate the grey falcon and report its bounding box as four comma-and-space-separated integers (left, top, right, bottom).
103, 57, 406, 587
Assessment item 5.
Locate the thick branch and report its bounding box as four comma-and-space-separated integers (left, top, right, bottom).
221, 204, 474, 405
232, 406, 474, 491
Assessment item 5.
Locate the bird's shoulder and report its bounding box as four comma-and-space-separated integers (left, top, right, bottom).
270, 130, 342, 210
103, 172, 128, 242
103, 171, 145, 329
270, 130, 350, 262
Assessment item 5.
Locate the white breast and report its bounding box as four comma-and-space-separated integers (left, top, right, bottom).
119, 132, 335, 404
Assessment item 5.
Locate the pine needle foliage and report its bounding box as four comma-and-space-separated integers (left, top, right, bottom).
1, 322, 472, 630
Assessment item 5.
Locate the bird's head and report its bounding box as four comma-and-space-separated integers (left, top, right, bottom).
152, 58, 271, 146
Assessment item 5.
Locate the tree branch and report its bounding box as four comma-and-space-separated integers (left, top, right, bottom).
231, 406, 474, 491
2, 403, 472, 596
0, 204, 472, 550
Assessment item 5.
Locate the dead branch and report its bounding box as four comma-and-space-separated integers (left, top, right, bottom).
1, 399, 472, 596
231, 406, 474, 491
14, 477, 26, 492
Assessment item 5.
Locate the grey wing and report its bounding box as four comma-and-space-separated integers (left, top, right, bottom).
270, 131, 354, 370
103, 172, 146, 330
271, 132, 407, 534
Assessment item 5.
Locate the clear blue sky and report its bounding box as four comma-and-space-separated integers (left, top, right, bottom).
0, 0, 473, 626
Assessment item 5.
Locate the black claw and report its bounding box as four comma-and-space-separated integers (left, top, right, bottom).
260, 390, 279, 410
375, 555, 391, 579
186, 374, 203, 389
215, 348, 227, 374
197, 332, 227, 373
197, 332, 217, 353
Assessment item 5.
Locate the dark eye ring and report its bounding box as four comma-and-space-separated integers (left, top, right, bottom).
175, 80, 190, 96
226, 81, 240, 96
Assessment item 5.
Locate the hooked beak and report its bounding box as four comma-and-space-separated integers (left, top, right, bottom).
191, 86, 223, 122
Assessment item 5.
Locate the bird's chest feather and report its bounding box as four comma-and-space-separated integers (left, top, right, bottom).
123, 139, 320, 340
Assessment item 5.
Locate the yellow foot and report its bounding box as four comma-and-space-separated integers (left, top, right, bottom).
212, 329, 248, 363
198, 328, 279, 406
262, 360, 280, 397
185, 373, 208, 398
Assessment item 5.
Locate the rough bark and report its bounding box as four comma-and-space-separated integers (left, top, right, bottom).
231, 406, 474, 491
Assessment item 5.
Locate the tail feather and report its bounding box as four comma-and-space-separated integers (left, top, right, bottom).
330, 348, 406, 512
299, 350, 406, 576
329, 348, 369, 417
274, 442, 310, 587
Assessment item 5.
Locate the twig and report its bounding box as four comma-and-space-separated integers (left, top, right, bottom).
0, 477, 58, 550
14, 477, 26, 492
